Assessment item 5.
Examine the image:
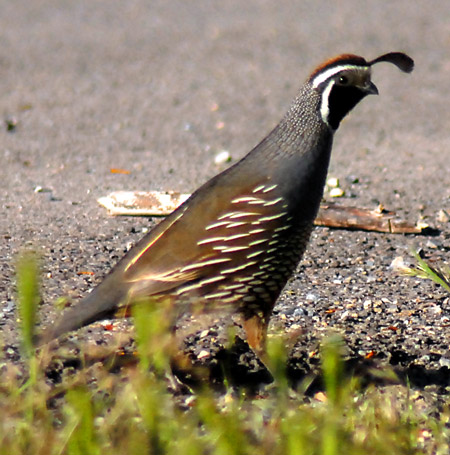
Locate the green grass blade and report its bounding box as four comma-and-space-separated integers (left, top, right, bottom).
64, 387, 100, 455
16, 250, 40, 357
412, 251, 450, 294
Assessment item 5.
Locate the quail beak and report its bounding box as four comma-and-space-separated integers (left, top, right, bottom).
363, 81, 379, 95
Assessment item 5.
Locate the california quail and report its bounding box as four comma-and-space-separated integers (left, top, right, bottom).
38, 52, 414, 355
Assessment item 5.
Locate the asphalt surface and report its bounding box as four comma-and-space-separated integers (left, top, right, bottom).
1, 1, 449, 387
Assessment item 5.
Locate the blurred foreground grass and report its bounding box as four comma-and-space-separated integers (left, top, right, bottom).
1, 251, 449, 454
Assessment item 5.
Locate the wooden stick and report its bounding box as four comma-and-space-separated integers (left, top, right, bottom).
98, 191, 430, 235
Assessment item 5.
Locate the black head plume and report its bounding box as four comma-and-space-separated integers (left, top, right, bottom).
368, 52, 414, 73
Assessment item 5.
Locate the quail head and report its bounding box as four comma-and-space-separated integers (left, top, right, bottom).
37, 52, 414, 356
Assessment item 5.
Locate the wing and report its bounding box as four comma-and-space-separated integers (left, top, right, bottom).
118, 163, 282, 299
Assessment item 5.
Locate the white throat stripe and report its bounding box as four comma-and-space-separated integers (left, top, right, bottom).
320, 81, 334, 127
312, 64, 369, 88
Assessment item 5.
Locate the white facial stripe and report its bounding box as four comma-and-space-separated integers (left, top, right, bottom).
320, 81, 334, 127
311, 64, 369, 88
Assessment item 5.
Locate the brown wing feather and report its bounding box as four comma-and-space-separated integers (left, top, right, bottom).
117, 169, 274, 298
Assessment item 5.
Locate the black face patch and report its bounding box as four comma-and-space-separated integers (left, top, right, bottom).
327, 85, 367, 130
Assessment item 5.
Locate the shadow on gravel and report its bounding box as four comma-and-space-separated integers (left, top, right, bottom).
174, 339, 450, 396
37, 336, 450, 399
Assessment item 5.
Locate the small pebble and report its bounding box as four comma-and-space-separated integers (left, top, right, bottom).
5, 117, 18, 132
292, 308, 308, 318
426, 240, 438, 249
214, 150, 231, 165
197, 350, 210, 360
416, 220, 429, 230
346, 175, 359, 184
314, 391, 327, 402
437, 209, 449, 223
326, 177, 340, 188
305, 293, 318, 302
390, 256, 410, 273
428, 305, 442, 315
329, 187, 345, 198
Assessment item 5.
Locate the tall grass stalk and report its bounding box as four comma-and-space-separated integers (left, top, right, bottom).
16, 250, 41, 403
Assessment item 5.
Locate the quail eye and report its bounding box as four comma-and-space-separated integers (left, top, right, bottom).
338, 75, 349, 85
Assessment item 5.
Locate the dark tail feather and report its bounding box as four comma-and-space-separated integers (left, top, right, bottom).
34, 280, 128, 346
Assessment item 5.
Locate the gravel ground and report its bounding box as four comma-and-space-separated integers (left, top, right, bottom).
1, 1, 449, 391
